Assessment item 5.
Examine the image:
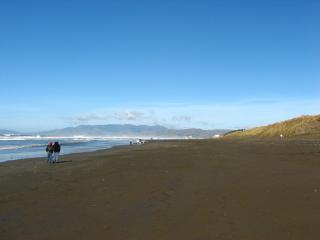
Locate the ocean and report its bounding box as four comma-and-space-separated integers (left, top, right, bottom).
0, 136, 132, 162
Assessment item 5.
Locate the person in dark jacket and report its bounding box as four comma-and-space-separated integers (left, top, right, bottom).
46, 142, 54, 163
52, 142, 61, 163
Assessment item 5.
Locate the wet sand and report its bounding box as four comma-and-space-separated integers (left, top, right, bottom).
1, 138, 320, 240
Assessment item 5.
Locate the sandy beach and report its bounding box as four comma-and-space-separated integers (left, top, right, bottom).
1, 138, 320, 240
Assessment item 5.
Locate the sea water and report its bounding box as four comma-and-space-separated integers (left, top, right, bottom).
0, 136, 132, 162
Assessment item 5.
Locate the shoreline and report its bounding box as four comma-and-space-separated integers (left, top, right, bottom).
0, 139, 180, 164
0, 143, 128, 164
0, 138, 189, 164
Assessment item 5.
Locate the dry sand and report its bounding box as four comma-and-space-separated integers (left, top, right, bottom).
1, 138, 320, 240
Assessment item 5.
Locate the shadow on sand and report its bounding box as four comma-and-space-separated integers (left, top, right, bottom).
54, 160, 73, 164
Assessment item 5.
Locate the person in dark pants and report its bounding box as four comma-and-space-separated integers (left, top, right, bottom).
46, 142, 54, 163
52, 142, 61, 163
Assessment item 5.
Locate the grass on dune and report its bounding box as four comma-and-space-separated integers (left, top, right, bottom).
228, 114, 320, 137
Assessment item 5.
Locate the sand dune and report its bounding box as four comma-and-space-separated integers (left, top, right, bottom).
227, 114, 320, 137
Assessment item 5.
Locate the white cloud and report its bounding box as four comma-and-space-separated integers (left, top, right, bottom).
112, 111, 145, 121
172, 115, 192, 122
62, 113, 110, 124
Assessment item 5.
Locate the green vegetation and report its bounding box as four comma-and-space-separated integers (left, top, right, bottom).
227, 115, 320, 137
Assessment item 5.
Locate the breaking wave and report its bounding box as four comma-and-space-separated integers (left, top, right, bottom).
0, 144, 45, 151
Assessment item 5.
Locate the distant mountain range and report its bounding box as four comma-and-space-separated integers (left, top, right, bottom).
36, 124, 230, 138
3, 114, 320, 138
226, 114, 320, 137
0, 129, 20, 135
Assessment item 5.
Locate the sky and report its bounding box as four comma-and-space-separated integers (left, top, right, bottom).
0, 0, 319, 132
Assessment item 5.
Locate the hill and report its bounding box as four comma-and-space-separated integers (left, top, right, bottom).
38, 124, 229, 138
0, 129, 20, 136
226, 114, 320, 138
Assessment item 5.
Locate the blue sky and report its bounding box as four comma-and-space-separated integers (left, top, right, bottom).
0, 0, 319, 132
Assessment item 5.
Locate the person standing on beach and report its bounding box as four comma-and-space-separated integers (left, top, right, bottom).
53, 142, 61, 163
46, 142, 54, 163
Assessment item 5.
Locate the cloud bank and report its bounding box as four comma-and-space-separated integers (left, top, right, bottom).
59, 98, 320, 130
1, 98, 319, 131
